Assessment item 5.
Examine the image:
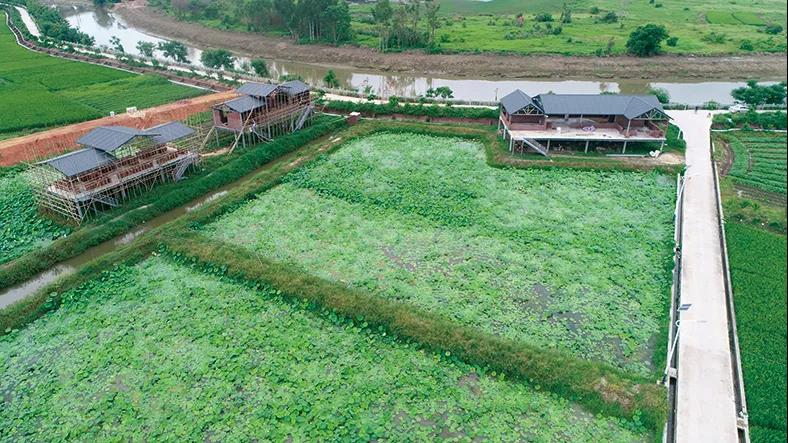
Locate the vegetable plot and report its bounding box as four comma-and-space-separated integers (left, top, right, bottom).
204, 132, 676, 376
0, 256, 648, 441
726, 131, 787, 195
727, 223, 787, 443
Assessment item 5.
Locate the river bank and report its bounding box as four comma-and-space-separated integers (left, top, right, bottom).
115, 1, 787, 81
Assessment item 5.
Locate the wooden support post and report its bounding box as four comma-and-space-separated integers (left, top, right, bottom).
660, 139, 665, 150
509, 136, 513, 153
623, 140, 628, 154
546, 139, 551, 152
625, 119, 631, 137
584, 140, 590, 153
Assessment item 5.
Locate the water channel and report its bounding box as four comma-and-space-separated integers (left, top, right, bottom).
55, 4, 784, 105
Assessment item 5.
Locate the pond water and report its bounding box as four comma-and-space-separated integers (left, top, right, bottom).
53, 4, 785, 105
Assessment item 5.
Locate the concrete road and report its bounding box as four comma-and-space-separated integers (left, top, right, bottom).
668, 110, 739, 442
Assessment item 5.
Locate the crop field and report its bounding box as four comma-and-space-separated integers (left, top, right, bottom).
0, 255, 649, 441
0, 15, 204, 137
725, 131, 787, 195
0, 167, 70, 265
726, 223, 787, 443
202, 132, 676, 377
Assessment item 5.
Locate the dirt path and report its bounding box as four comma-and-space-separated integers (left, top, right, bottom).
116, 1, 786, 81
0, 91, 236, 166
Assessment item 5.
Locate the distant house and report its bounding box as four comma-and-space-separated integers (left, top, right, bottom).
33, 122, 198, 222
211, 80, 313, 143
499, 89, 670, 155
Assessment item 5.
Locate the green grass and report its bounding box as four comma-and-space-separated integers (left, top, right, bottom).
202, 132, 676, 377
0, 255, 649, 441
0, 13, 204, 137
725, 131, 787, 195
0, 166, 70, 264
354, 0, 787, 55
726, 223, 787, 443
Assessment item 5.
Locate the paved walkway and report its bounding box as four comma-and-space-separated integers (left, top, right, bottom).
667, 110, 739, 442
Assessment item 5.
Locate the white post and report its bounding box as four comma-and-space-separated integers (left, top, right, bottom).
584, 140, 589, 153
623, 140, 628, 154
546, 139, 551, 152
509, 136, 513, 153
625, 118, 631, 137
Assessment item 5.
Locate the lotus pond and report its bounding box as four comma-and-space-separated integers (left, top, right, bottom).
0, 255, 648, 441
0, 167, 70, 264
202, 132, 676, 376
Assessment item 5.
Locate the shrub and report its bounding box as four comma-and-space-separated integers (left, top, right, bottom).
739, 40, 754, 51
534, 12, 553, 22
666, 36, 678, 47
649, 87, 670, 104
250, 59, 269, 77
764, 24, 783, 34
626, 24, 669, 56
598, 11, 618, 23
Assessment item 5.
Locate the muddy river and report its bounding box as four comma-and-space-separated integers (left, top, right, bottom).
54, 4, 783, 105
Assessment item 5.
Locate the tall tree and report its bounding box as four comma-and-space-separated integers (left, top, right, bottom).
424, 0, 440, 44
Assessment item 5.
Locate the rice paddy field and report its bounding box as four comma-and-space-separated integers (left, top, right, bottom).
0, 14, 204, 138
725, 131, 787, 196
202, 132, 676, 377
0, 166, 70, 265
726, 223, 787, 443
0, 255, 649, 441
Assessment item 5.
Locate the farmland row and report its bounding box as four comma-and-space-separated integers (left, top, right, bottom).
726, 223, 787, 443
0, 12, 204, 138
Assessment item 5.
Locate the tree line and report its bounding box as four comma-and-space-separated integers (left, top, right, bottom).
153, 0, 351, 44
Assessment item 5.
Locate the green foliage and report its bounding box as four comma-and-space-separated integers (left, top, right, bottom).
0, 256, 648, 440
723, 131, 787, 195
665, 36, 678, 47
714, 111, 787, 130
0, 17, 202, 136
250, 58, 269, 77
0, 117, 347, 293
649, 87, 670, 104
135, 40, 156, 58
0, 167, 70, 264
200, 48, 235, 69
24, 1, 93, 45
323, 69, 339, 88
156, 40, 189, 63
626, 24, 669, 57
203, 133, 676, 377
731, 81, 788, 107
324, 100, 496, 118
726, 223, 787, 441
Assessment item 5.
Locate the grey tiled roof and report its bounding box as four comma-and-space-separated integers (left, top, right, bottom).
144, 121, 195, 144
42, 148, 114, 177
222, 95, 266, 113
500, 89, 540, 114
237, 82, 278, 97
280, 79, 310, 96
535, 94, 664, 119
76, 126, 154, 152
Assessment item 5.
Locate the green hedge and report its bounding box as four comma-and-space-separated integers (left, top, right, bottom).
324, 100, 498, 119
713, 111, 788, 130
0, 116, 347, 292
